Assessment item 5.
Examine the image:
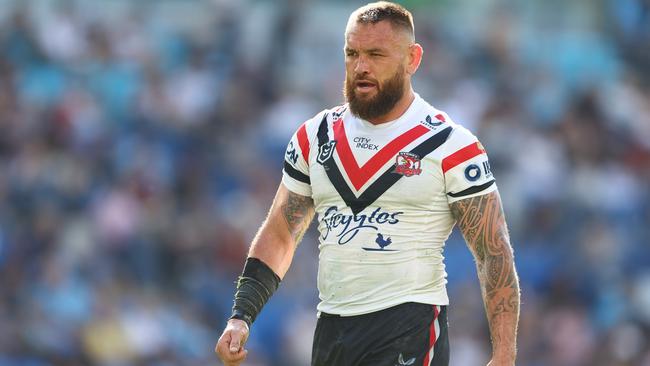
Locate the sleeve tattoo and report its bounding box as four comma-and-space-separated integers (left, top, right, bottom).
450, 191, 520, 358
280, 191, 315, 244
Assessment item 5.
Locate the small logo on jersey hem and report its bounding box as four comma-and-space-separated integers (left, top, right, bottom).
395, 353, 416, 366
394, 152, 422, 177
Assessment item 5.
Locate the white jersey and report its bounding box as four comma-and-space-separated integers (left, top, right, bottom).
282, 94, 496, 316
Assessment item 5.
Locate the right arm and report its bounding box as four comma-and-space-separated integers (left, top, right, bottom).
215, 183, 314, 366
248, 183, 315, 278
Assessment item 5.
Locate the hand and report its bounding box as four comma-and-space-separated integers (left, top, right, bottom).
487, 356, 515, 366
215, 319, 250, 366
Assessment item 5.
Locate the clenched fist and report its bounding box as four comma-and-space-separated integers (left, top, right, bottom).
215, 319, 250, 366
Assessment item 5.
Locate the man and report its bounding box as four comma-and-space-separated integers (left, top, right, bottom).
215, 2, 520, 365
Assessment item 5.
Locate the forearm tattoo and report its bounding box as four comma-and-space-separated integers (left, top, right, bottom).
450, 191, 520, 357
281, 191, 315, 244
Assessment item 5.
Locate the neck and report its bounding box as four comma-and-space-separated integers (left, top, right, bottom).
366, 88, 415, 125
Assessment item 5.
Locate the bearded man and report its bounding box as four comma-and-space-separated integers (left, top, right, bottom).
216, 2, 520, 365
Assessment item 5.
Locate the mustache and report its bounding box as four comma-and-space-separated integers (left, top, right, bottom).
349, 74, 378, 84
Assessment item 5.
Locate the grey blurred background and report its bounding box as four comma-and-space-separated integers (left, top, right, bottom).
0, 0, 648, 365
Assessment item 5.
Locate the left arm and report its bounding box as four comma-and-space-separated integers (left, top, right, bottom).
450, 190, 520, 366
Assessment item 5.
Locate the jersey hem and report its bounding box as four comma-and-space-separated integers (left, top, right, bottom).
317, 292, 450, 317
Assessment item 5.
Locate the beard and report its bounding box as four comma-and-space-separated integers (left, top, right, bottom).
344, 66, 406, 121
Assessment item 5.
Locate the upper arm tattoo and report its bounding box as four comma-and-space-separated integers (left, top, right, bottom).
281, 191, 315, 244
450, 191, 519, 349
450, 191, 515, 287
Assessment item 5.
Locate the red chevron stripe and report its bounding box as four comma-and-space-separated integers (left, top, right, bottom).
296, 123, 310, 163
332, 118, 429, 191
442, 142, 485, 173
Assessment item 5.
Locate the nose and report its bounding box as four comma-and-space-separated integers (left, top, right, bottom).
354, 55, 370, 75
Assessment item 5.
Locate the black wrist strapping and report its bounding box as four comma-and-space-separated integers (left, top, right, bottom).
229, 257, 281, 327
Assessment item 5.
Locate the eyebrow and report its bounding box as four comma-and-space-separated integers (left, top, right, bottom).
345, 46, 387, 53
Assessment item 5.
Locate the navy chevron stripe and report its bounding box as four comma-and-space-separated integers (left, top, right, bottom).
317, 114, 360, 206
353, 126, 452, 214
317, 114, 452, 215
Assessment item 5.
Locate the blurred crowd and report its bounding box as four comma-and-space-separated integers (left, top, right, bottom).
0, 0, 648, 365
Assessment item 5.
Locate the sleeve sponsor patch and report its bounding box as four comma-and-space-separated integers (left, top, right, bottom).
282, 122, 312, 196
444, 141, 495, 202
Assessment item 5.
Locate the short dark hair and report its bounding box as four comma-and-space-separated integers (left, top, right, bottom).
350, 1, 414, 41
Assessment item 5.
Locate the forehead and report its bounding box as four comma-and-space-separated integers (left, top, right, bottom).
345, 20, 406, 50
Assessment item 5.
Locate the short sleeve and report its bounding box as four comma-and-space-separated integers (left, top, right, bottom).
442, 130, 496, 203
282, 123, 312, 197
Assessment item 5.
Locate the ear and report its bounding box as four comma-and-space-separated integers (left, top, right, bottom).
406, 43, 423, 75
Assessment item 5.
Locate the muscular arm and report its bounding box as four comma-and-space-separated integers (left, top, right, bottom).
215, 183, 314, 365
450, 190, 520, 364
248, 183, 315, 278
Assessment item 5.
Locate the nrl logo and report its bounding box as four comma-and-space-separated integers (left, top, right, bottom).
317, 141, 337, 165
393, 152, 422, 177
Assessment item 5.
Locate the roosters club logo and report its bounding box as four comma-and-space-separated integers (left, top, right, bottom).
394, 152, 422, 177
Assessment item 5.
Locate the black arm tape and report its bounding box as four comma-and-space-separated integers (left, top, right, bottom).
230, 257, 281, 327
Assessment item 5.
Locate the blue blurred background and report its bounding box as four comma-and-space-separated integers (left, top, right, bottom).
0, 0, 648, 365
